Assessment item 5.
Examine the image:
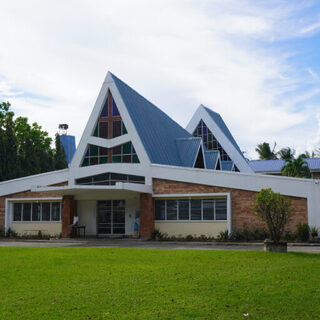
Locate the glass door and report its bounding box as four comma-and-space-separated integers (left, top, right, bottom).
97, 200, 125, 235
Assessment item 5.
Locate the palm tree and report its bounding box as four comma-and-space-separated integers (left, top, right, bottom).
300, 150, 315, 158
281, 155, 311, 178
255, 142, 277, 160
277, 147, 295, 160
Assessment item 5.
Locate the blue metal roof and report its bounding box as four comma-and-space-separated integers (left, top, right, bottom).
111, 73, 198, 167
305, 158, 320, 170
249, 158, 320, 172
175, 137, 202, 167
202, 105, 244, 157
204, 150, 219, 170
221, 160, 234, 171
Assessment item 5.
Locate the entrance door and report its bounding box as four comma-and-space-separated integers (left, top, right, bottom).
97, 200, 125, 235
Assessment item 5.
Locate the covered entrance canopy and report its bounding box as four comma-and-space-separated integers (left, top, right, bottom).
30, 183, 153, 238
31, 182, 152, 196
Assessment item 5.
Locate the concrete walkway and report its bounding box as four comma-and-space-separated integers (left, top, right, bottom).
0, 238, 320, 253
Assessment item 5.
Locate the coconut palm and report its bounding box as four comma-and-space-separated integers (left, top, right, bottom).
300, 150, 315, 158
281, 155, 311, 178
255, 142, 277, 160
277, 147, 295, 160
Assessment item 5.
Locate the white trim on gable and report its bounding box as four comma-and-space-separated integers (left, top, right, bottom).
215, 152, 221, 170
69, 72, 151, 184
186, 105, 253, 173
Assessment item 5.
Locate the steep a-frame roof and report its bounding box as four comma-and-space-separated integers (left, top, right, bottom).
202, 106, 243, 157
175, 137, 202, 167
186, 104, 253, 173
204, 150, 220, 170
110, 73, 200, 167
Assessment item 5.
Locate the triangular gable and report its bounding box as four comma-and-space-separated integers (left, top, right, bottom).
175, 137, 202, 167
204, 150, 220, 170
186, 105, 253, 173
110, 73, 196, 167
221, 160, 234, 171
70, 72, 150, 174
194, 145, 205, 168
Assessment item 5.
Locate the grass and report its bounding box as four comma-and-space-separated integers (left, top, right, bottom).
0, 248, 320, 319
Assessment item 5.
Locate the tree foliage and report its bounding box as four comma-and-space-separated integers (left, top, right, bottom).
54, 133, 68, 170
254, 188, 294, 243
281, 155, 311, 178
300, 150, 316, 159
277, 147, 295, 160
255, 142, 277, 160
0, 101, 68, 182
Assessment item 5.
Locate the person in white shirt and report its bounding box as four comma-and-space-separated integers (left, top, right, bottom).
73, 215, 79, 226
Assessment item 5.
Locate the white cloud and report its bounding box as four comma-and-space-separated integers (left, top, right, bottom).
0, 0, 319, 159
300, 22, 320, 34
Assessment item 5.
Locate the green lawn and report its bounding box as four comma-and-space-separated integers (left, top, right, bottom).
0, 248, 320, 319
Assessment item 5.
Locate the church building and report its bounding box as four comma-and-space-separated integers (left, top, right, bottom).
0, 72, 319, 238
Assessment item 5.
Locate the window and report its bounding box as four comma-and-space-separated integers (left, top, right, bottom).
12, 202, 62, 222
203, 200, 214, 220
154, 198, 227, 221
32, 203, 41, 221
215, 199, 227, 220
41, 203, 51, 221
155, 200, 165, 220
166, 200, 177, 220
13, 203, 22, 221
51, 203, 61, 221
193, 120, 232, 162
178, 200, 189, 220
112, 120, 122, 138
92, 91, 128, 139
76, 172, 145, 185
23, 203, 31, 221
191, 199, 201, 220
81, 142, 139, 167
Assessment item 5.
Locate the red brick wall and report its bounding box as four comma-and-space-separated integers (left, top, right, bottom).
61, 195, 76, 237
140, 193, 154, 239
153, 178, 308, 231
0, 181, 67, 228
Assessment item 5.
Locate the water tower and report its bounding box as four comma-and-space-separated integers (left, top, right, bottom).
58, 124, 76, 164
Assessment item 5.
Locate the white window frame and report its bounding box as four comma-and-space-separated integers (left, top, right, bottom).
5, 197, 63, 231
153, 192, 231, 233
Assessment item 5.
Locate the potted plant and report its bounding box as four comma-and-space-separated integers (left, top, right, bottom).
254, 188, 294, 252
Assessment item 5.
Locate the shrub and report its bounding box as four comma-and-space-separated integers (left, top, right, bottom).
217, 230, 229, 241
284, 229, 296, 241
296, 223, 310, 242
229, 227, 269, 241
311, 226, 318, 240
199, 234, 208, 241
229, 229, 241, 241
5, 228, 18, 238
0, 226, 5, 237
254, 188, 294, 243
185, 234, 194, 241
151, 229, 164, 240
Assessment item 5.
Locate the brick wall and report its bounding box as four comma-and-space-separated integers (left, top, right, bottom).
0, 181, 67, 228
61, 195, 76, 237
140, 193, 154, 239
153, 178, 308, 231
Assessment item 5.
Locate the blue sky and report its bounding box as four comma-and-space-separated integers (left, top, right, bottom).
0, 0, 319, 159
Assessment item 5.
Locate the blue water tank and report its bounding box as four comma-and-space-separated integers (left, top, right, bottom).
60, 135, 76, 164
